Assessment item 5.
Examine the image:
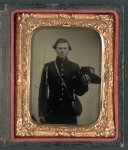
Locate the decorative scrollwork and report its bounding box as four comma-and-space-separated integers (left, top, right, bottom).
15, 13, 115, 138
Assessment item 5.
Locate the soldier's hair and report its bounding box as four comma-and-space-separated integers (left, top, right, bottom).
52, 38, 72, 50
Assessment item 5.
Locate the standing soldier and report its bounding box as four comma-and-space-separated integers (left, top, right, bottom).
38, 38, 89, 124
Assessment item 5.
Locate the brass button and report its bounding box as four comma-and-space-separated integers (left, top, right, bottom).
61, 83, 64, 86
59, 98, 63, 101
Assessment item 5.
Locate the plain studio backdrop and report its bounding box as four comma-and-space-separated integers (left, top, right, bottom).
30, 27, 101, 125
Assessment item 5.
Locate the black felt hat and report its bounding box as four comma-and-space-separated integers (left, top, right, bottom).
80, 66, 101, 84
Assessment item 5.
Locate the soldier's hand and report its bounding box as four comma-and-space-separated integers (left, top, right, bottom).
84, 75, 91, 84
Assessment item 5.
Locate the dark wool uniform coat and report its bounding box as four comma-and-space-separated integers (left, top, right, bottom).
38, 57, 88, 124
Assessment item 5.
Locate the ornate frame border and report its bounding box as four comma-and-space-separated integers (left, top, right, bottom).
11, 10, 118, 142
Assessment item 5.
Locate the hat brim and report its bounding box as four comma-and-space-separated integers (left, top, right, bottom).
89, 74, 101, 84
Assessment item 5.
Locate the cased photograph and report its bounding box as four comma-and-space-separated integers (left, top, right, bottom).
11, 10, 118, 141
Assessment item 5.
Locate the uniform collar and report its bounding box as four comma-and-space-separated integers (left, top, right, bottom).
56, 57, 68, 65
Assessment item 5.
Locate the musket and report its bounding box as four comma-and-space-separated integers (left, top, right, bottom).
44, 66, 49, 116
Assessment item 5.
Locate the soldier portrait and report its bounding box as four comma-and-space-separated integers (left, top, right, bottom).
30, 27, 101, 125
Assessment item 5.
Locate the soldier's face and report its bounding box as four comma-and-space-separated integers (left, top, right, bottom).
55, 42, 69, 59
